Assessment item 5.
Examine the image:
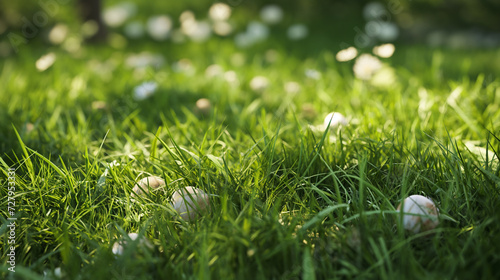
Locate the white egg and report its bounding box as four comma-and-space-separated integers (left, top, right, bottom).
132, 176, 165, 197
323, 112, 348, 130
397, 195, 439, 234
112, 233, 153, 255
171, 187, 210, 221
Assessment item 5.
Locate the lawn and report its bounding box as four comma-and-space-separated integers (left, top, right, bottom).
1, 1, 500, 279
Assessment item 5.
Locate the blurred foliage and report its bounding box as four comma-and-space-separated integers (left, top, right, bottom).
406, 0, 500, 31
1, 0, 499, 32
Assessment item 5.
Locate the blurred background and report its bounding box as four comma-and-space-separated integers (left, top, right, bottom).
1, 0, 500, 58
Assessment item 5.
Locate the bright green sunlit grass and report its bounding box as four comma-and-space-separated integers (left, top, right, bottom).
1, 7, 500, 279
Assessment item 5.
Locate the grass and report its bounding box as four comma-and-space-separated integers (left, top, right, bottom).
1, 2, 500, 279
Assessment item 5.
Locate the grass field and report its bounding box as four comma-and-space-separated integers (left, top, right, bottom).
1, 1, 500, 279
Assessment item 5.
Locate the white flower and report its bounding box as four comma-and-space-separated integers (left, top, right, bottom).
336, 46, 358, 62
147, 15, 172, 41
209, 3, 231, 21
103, 3, 136, 28
260, 5, 284, 24
124, 21, 145, 39
353, 54, 382, 80
133, 81, 158, 101
372, 43, 395, 58
36, 52, 56, 71
250, 76, 269, 92
287, 24, 308, 40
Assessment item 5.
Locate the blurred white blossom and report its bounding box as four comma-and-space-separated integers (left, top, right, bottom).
260, 5, 284, 24
133, 81, 158, 101
209, 3, 231, 21
108, 160, 121, 169
205, 64, 224, 78
287, 24, 308, 40
372, 43, 395, 58
187, 21, 212, 42
103, 3, 136, 28
147, 15, 172, 41
365, 21, 399, 41
170, 29, 186, 43
247, 21, 270, 41
172, 59, 195, 74
305, 69, 321, 80
124, 21, 145, 39
81, 20, 99, 38
213, 21, 233, 36
224, 71, 239, 86
336, 46, 358, 62
180, 10, 195, 24
265, 49, 279, 63
234, 21, 269, 48
284, 81, 301, 94
370, 66, 397, 88
125, 52, 165, 69
250, 76, 269, 92
181, 12, 212, 42
48, 24, 68, 45
234, 33, 254, 48
36, 52, 56, 71
363, 2, 387, 20
62, 36, 81, 53
353, 54, 382, 80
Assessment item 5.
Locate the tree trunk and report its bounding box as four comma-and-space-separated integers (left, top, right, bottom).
78, 0, 107, 42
